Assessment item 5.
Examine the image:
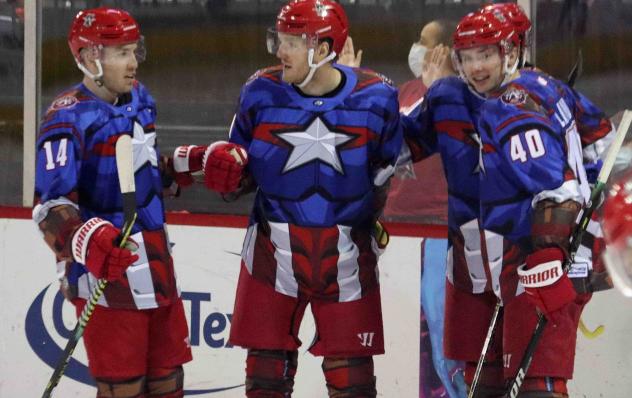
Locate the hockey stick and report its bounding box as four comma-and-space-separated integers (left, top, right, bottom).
42, 134, 137, 398
578, 318, 604, 339
468, 301, 502, 398
505, 109, 632, 398
566, 49, 583, 88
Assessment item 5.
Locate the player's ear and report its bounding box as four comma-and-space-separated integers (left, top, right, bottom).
509, 45, 520, 65
79, 47, 98, 68
317, 40, 331, 59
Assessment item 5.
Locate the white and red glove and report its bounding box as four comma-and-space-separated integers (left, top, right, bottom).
71, 218, 139, 282
203, 141, 248, 193
517, 247, 577, 318
170, 145, 207, 187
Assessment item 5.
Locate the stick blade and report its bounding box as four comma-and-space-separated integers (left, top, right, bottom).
115, 135, 136, 225
599, 109, 632, 184
115, 135, 135, 194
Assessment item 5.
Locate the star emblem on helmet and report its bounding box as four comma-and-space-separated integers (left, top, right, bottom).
83, 13, 95, 27
275, 117, 355, 174
492, 10, 507, 23
314, 1, 327, 17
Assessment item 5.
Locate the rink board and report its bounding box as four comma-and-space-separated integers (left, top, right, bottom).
0, 218, 420, 397
1, 217, 631, 397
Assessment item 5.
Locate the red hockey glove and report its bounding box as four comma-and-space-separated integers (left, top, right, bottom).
170, 145, 207, 187
71, 218, 139, 282
203, 141, 248, 193
517, 247, 577, 319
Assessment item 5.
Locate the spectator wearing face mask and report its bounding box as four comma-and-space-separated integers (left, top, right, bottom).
401, 20, 456, 117
387, 19, 456, 225
338, 20, 455, 224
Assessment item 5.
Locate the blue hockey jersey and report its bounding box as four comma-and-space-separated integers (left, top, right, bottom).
229, 65, 402, 301
478, 70, 612, 300
402, 77, 494, 294
33, 81, 178, 310
403, 72, 612, 299
402, 76, 485, 232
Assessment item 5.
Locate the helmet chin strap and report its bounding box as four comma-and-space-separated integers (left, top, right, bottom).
296, 48, 337, 88
77, 58, 105, 87
77, 58, 120, 102
501, 53, 520, 86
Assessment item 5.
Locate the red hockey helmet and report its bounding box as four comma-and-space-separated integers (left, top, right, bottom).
480, 3, 531, 46
602, 170, 632, 296
68, 7, 141, 62
603, 171, 632, 244
453, 10, 518, 52
275, 0, 348, 55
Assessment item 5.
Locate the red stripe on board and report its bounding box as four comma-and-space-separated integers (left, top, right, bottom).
1, 206, 448, 238
385, 222, 447, 238
0, 206, 32, 219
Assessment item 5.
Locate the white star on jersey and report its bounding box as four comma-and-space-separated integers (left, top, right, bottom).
132, 121, 157, 172
277, 117, 354, 174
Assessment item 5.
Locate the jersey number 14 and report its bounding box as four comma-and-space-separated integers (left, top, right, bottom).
43, 138, 68, 170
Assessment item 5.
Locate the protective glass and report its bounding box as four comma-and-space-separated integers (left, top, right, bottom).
266, 28, 313, 55
96, 36, 147, 64
135, 36, 147, 63
266, 27, 280, 54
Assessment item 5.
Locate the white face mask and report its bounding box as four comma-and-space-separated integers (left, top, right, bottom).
408, 43, 427, 79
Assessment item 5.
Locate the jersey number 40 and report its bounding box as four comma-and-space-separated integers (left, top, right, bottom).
510, 129, 545, 163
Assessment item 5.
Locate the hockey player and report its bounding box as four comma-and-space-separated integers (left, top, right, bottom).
401, 3, 613, 396
202, 0, 402, 396
447, 8, 612, 398
32, 8, 244, 397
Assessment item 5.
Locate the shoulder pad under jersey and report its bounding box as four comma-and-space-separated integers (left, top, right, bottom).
43, 86, 92, 120
490, 70, 557, 115
426, 76, 474, 102
423, 76, 484, 115
480, 94, 556, 145
239, 65, 289, 109
133, 81, 156, 108
351, 67, 395, 91
245, 65, 284, 86
38, 86, 98, 144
